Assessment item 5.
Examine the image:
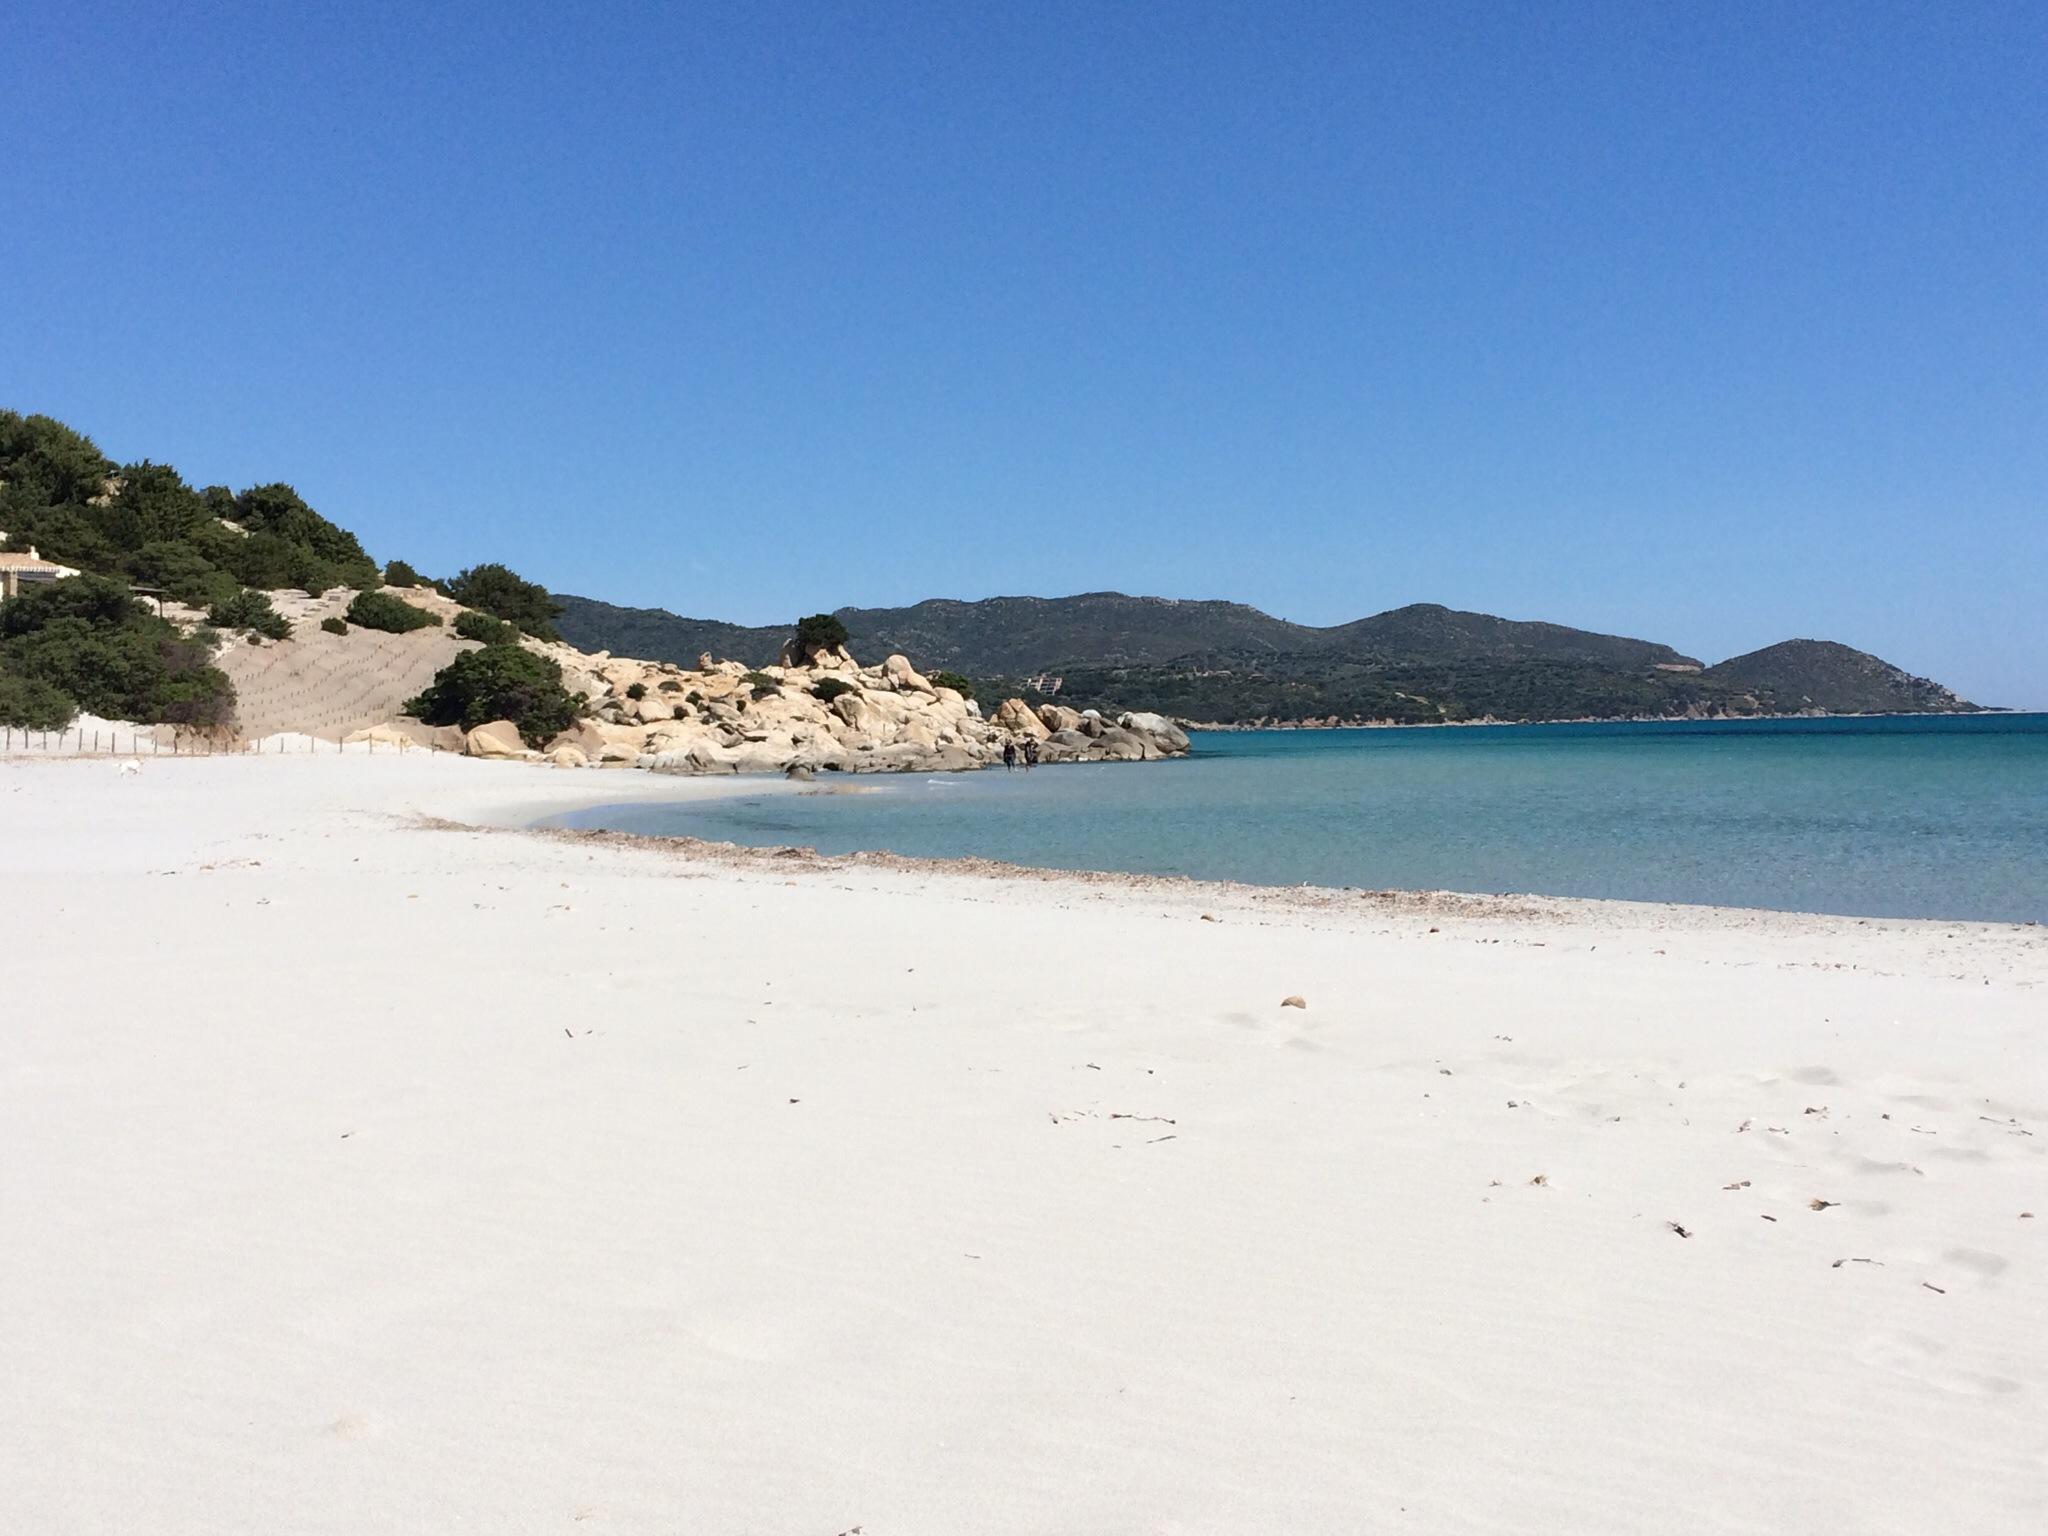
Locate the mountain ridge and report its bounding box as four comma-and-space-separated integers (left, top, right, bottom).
557, 591, 1697, 672
554, 590, 1977, 723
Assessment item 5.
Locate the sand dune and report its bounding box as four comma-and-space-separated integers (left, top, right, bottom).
1, 754, 2042, 1533
210, 588, 472, 741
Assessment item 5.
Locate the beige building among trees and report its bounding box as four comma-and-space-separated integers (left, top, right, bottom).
0, 544, 82, 601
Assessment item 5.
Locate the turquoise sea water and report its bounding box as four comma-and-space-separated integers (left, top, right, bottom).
554, 714, 2048, 922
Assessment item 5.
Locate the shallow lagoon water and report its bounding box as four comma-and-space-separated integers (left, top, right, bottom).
553, 714, 2048, 922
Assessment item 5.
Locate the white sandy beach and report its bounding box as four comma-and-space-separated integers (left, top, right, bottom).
2, 752, 2043, 1534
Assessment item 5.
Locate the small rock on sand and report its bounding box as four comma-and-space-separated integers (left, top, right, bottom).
1280, 995, 1306, 1009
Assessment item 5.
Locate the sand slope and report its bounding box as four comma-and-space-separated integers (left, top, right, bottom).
1, 755, 2042, 1533
210, 589, 473, 741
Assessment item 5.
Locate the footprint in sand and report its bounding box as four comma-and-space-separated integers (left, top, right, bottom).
1855, 1331, 2021, 1398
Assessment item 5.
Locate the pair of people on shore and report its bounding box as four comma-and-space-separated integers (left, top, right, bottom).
1001, 738, 1040, 771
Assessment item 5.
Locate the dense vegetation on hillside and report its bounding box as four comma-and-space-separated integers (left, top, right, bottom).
557, 590, 1978, 723
2, 412, 378, 604
442, 563, 563, 642
977, 655, 1753, 724
2, 410, 571, 732
0, 411, 383, 727
557, 592, 1695, 677
553, 595, 788, 668
1703, 641, 1974, 715
1, 576, 233, 729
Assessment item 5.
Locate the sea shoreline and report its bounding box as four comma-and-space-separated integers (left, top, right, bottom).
1184, 707, 2020, 731
535, 794, 2048, 936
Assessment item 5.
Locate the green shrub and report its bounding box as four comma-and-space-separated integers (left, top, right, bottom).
131, 541, 238, 609
811, 676, 855, 702
345, 589, 442, 634
442, 563, 562, 641
231, 484, 376, 586
626, 682, 647, 700
0, 411, 113, 505
453, 609, 519, 646
383, 559, 422, 588
404, 643, 581, 746
0, 574, 234, 727
931, 671, 977, 698
207, 589, 292, 641
794, 613, 848, 653
0, 670, 78, 730
320, 615, 348, 636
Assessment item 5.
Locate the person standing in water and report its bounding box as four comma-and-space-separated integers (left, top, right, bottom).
1023, 737, 1039, 769
1002, 740, 1018, 771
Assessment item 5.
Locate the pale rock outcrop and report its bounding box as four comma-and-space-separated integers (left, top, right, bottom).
559, 666, 611, 702
1038, 704, 1084, 734
993, 697, 1051, 738
1091, 726, 1151, 762
548, 745, 588, 768
648, 742, 737, 775
779, 636, 860, 671
881, 654, 937, 696
864, 690, 917, 727
546, 719, 613, 759
342, 723, 423, 750
1118, 711, 1191, 754
464, 720, 531, 759
830, 691, 886, 733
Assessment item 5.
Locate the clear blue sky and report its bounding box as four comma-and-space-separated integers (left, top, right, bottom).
5, 1, 2042, 705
